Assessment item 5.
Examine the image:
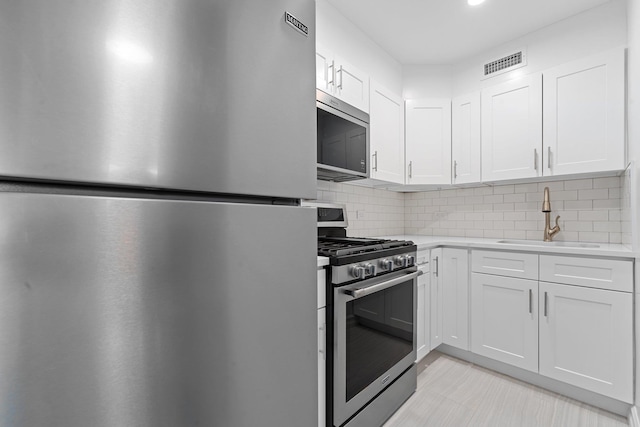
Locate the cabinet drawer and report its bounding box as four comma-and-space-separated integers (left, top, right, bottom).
416, 249, 430, 268
472, 250, 538, 280
539, 255, 632, 292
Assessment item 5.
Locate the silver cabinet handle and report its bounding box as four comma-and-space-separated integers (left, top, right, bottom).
548, 146, 552, 170
534, 148, 538, 171
373, 151, 378, 172
408, 161, 413, 179
337, 65, 343, 89
434, 256, 439, 277
544, 291, 548, 317
344, 270, 421, 299
529, 289, 533, 314
453, 160, 458, 180
328, 60, 335, 86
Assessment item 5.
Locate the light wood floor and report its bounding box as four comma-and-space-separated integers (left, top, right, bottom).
384, 353, 629, 427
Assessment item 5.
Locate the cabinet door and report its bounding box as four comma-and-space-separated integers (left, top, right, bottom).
430, 248, 443, 349
316, 45, 334, 94
416, 263, 431, 361
452, 92, 481, 184
442, 248, 469, 350
471, 273, 538, 372
370, 80, 405, 184
481, 74, 542, 182
539, 282, 633, 403
317, 307, 326, 427
405, 99, 452, 185
543, 48, 625, 176
334, 55, 369, 113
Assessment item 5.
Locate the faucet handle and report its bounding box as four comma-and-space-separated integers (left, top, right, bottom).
555, 215, 561, 227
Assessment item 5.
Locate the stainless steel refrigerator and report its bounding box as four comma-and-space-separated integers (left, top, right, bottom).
0, 1, 317, 426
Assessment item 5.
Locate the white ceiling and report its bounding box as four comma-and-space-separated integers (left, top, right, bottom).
324, 0, 612, 65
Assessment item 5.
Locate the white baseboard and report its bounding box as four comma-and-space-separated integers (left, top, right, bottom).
629, 406, 639, 427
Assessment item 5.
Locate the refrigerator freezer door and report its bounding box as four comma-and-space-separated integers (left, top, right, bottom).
0, 0, 316, 199
0, 193, 317, 427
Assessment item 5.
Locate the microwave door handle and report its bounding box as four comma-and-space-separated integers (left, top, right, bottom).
344, 270, 422, 299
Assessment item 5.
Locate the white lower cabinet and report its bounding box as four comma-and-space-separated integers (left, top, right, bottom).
428, 248, 442, 350
317, 267, 326, 427
539, 281, 633, 403
317, 306, 326, 427
470, 273, 538, 372
442, 248, 469, 350
416, 255, 431, 361
430, 249, 443, 350
470, 250, 634, 403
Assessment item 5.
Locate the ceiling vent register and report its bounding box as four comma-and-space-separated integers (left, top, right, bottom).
482, 49, 527, 79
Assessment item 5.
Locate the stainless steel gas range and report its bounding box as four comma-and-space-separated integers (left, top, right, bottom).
308, 202, 418, 427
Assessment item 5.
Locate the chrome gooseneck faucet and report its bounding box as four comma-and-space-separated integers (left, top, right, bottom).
542, 187, 561, 242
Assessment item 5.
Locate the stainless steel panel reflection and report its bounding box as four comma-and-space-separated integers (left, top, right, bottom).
0, 0, 316, 199
0, 193, 317, 427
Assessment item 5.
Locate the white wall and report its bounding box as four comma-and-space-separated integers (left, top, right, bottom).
402, 65, 452, 99
625, 0, 640, 410
316, 0, 403, 95
451, 0, 628, 96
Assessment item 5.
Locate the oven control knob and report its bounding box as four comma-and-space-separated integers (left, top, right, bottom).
380, 259, 393, 271
363, 263, 377, 277
394, 255, 408, 267
351, 265, 366, 279
406, 255, 415, 267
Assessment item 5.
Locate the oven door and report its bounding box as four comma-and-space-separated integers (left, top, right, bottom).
333, 268, 419, 426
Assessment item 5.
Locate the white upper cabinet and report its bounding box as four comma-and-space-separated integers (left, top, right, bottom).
481, 74, 542, 182
405, 99, 452, 185
315, 45, 334, 95
333, 55, 369, 113
542, 48, 626, 176
315, 45, 370, 113
369, 80, 405, 184
451, 92, 481, 184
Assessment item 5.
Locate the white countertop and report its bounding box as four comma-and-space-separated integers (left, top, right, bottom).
376, 235, 636, 259
317, 256, 330, 267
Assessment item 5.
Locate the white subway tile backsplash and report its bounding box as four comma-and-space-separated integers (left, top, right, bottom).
503, 193, 526, 203
593, 176, 621, 189
514, 183, 539, 193
538, 181, 564, 192
315, 174, 624, 244
593, 199, 620, 209
564, 200, 593, 210
578, 210, 609, 221
564, 179, 593, 190
578, 188, 609, 200
579, 231, 610, 243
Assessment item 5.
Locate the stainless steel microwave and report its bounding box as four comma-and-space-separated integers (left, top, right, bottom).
316, 89, 369, 182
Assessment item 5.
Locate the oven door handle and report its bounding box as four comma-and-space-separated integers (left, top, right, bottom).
344, 270, 422, 299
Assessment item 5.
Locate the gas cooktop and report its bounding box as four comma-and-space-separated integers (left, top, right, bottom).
318, 237, 415, 258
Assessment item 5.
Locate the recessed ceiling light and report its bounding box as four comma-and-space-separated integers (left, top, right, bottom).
468, 0, 485, 5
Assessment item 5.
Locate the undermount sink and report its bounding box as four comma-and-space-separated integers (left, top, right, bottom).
496, 239, 600, 249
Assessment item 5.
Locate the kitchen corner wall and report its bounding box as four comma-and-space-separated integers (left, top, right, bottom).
317, 175, 627, 244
